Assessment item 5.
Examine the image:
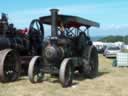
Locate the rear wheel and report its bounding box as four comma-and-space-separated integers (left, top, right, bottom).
59, 58, 73, 87
82, 47, 98, 78
0, 49, 20, 82
28, 56, 44, 83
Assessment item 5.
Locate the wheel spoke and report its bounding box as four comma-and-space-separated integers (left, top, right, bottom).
36, 21, 40, 31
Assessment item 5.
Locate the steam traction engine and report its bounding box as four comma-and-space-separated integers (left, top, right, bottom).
0, 13, 44, 82
28, 9, 100, 87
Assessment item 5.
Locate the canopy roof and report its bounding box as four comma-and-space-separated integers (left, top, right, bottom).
39, 15, 100, 28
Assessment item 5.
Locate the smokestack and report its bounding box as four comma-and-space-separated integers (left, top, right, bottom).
50, 9, 58, 37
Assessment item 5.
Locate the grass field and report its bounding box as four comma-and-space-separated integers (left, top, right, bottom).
1, 54, 128, 96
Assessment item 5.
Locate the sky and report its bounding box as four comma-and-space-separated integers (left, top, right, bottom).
0, 0, 128, 36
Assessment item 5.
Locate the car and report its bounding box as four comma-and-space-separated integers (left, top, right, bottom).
103, 46, 121, 58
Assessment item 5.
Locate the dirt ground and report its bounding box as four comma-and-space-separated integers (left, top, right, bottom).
0, 54, 128, 96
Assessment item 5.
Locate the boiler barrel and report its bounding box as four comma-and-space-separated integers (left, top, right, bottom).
0, 37, 11, 50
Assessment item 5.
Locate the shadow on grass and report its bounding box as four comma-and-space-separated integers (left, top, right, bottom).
106, 57, 115, 60
73, 71, 110, 81
50, 79, 78, 85
49, 71, 109, 87
97, 71, 109, 77
44, 71, 110, 84
0, 71, 109, 86
0, 77, 27, 84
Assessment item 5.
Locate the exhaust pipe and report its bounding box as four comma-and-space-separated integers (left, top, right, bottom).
50, 9, 58, 37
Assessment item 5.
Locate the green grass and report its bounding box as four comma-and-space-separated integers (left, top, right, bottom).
1, 54, 128, 96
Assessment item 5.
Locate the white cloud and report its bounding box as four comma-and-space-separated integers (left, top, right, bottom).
7, 4, 97, 28
90, 24, 128, 36
5, 4, 128, 36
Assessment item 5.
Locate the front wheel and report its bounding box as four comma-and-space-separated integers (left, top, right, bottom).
59, 58, 73, 87
28, 56, 44, 83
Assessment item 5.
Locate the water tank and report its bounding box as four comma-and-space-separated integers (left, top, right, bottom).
117, 52, 128, 67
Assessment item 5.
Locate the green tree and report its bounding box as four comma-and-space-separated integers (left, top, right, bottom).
98, 35, 128, 44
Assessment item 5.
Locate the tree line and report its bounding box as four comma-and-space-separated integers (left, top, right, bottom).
98, 35, 128, 44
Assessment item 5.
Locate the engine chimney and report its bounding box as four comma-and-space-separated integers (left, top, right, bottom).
50, 9, 58, 37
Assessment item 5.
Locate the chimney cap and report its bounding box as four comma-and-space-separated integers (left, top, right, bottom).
50, 9, 59, 12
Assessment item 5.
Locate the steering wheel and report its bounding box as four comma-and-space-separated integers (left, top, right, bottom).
29, 19, 44, 55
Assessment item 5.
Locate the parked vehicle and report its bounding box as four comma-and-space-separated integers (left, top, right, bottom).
0, 13, 44, 82
103, 46, 121, 58
28, 9, 100, 87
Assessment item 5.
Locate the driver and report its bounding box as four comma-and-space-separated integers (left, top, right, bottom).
59, 22, 65, 38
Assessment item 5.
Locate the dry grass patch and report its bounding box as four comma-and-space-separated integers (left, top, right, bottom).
0, 54, 128, 96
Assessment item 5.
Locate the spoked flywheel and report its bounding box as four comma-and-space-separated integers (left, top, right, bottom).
29, 19, 44, 55
59, 58, 73, 87
0, 49, 20, 82
28, 56, 44, 83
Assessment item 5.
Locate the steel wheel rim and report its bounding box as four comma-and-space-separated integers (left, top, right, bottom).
0, 49, 20, 82
4, 52, 17, 80
59, 58, 73, 87
64, 61, 72, 86
33, 61, 43, 82
28, 56, 44, 83
88, 47, 98, 75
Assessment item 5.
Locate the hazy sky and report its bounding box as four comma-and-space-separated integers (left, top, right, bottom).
0, 0, 128, 36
